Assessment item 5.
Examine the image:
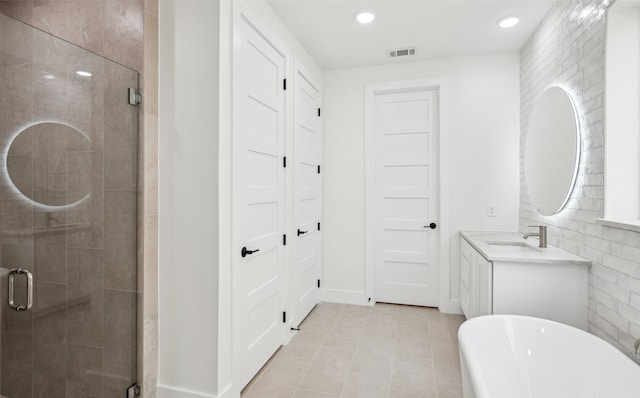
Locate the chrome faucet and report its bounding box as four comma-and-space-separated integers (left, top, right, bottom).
45, 212, 58, 227
523, 225, 547, 248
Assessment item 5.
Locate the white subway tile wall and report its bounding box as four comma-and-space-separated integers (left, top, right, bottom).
519, 0, 640, 360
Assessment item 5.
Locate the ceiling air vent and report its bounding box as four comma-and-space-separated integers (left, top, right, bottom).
387, 47, 416, 58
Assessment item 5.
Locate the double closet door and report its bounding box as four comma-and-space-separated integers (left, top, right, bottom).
233, 13, 322, 390
292, 66, 322, 330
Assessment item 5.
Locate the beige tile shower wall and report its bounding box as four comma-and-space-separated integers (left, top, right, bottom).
139, 1, 158, 397
520, 0, 640, 360
0, 0, 144, 72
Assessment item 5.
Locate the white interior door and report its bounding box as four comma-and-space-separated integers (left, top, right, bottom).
374, 89, 439, 307
293, 65, 322, 326
233, 15, 286, 389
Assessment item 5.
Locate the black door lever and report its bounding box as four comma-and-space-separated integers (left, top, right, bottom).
241, 247, 260, 257
297, 229, 308, 236
424, 223, 437, 230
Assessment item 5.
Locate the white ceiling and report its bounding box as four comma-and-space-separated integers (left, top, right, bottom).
267, 0, 557, 70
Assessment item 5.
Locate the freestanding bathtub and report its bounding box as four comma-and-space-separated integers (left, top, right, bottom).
458, 315, 640, 398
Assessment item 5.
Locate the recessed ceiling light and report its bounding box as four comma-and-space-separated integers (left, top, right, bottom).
76, 70, 92, 77
355, 10, 375, 24
498, 16, 520, 29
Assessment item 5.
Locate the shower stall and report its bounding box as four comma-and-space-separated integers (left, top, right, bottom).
0, 12, 138, 397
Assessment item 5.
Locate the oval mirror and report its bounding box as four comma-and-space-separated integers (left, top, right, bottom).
5, 122, 93, 209
524, 86, 580, 216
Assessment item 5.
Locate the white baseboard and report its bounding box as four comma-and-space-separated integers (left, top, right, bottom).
156, 382, 238, 398
216, 383, 236, 398
439, 298, 463, 315
156, 385, 219, 398
321, 288, 372, 306
321, 288, 462, 315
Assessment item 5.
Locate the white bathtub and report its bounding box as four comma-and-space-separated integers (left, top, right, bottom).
458, 315, 640, 398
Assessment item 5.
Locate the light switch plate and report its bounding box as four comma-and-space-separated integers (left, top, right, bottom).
487, 203, 496, 217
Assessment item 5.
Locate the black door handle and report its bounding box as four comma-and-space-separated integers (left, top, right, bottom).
297, 229, 308, 236
424, 223, 437, 230
241, 247, 260, 257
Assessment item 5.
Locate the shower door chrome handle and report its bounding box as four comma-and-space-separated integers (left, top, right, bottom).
8, 268, 33, 312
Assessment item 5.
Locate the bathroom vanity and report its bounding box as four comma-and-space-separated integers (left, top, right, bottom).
459, 231, 591, 330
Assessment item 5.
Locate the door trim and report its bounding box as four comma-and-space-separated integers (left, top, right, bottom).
364, 78, 451, 311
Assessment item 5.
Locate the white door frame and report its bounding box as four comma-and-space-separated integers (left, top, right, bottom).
364, 78, 451, 311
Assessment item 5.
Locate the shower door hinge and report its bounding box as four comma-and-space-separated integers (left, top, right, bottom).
128, 88, 142, 106
127, 383, 140, 398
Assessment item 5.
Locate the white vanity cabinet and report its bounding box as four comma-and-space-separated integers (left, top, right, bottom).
460, 238, 492, 319
459, 231, 591, 330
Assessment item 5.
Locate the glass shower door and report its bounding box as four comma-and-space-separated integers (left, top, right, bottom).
0, 13, 138, 397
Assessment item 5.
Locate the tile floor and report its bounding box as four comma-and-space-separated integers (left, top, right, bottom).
241, 302, 466, 398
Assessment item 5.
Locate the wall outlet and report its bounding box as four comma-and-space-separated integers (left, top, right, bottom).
487, 203, 496, 217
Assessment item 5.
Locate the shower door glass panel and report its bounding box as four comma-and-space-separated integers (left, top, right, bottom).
0, 13, 138, 397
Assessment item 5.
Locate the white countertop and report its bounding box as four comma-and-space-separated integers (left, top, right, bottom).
460, 231, 591, 266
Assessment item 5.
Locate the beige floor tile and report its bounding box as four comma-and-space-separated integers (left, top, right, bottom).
292, 388, 341, 398
332, 316, 367, 337
358, 335, 396, 359
431, 343, 461, 376
323, 330, 360, 358
242, 364, 306, 398
397, 306, 430, 328
318, 393, 340, 398
389, 356, 437, 398
275, 331, 327, 368
371, 302, 400, 314
245, 303, 464, 398
300, 304, 343, 333
364, 312, 398, 338
427, 313, 464, 342
349, 350, 393, 374
436, 381, 464, 398
342, 355, 391, 397
298, 345, 354, 394
340, 304, 371, 321
394, 327, 432, 359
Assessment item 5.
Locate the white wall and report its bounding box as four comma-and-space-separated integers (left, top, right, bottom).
322, 54, 521, 310
158, 0, 221, 397
605, 6, 640, 220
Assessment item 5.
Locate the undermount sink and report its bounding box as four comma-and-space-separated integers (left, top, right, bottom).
486, 241, 540, 252
487, 241, 528, 247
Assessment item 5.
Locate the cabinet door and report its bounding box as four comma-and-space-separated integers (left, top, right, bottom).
477, 256, 493, 316
469, 249, 479, 318
459, 239, 472, 317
